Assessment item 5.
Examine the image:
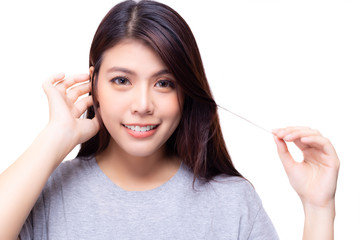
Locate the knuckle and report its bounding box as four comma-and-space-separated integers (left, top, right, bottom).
75, 88, 81, 96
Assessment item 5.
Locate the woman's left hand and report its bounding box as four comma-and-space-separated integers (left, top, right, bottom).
272, 126, 340, 209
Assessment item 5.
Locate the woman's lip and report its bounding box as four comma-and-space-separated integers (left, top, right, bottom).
122, 124, 159, 138
122, 123, 159, 127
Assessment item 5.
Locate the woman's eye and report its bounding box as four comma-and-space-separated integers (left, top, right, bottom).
155, 80, 175, 88
110, 76, 131, 85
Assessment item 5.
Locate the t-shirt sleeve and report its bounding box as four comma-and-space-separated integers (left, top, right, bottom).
18, 159, 86, 240
19, 184, 48, 240
230, 179, 279, 240
19, 211, 33, 240
246, 204, 279, 240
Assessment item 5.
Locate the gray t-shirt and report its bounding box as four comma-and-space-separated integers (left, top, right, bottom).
20, 157, 279, 239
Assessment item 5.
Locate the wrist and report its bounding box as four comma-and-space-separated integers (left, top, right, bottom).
42, 124, 78, 160
302, 199, 336, 219
302, 201, 335, 240
304, 204, 336, 224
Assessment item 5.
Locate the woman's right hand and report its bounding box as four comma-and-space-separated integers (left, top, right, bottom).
0, 73, 100, 239
42, 73, 100, 147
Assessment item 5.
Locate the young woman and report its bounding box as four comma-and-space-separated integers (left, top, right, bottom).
0, 1, 339, 239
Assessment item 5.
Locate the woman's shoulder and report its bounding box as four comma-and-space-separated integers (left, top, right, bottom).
54, 156, 94, 175
45, 156, 96, 189
180, 163, 259, 205
201, 174, 277, 238
208, 174, 260, 205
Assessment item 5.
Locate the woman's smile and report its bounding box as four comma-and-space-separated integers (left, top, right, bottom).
122, 123, 159, 138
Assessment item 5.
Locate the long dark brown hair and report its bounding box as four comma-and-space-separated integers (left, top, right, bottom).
77, 0, 243, 183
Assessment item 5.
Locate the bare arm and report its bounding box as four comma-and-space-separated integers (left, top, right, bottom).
0, 126, 75, 239
0, 73, 99, 239
273, 127, 339, 240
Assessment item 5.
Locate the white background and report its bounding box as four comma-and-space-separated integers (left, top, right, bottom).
0, 0, 359, 239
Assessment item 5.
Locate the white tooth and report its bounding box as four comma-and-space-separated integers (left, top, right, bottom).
125, 125, 157, 132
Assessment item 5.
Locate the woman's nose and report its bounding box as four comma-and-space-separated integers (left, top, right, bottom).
130, 84, 154, 115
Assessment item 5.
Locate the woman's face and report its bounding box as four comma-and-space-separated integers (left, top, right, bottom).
95, 39, 182, 158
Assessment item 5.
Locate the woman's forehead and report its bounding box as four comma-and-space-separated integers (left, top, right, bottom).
99, 40, 169, 75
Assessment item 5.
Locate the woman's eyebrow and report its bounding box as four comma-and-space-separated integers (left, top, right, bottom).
107, 66, 135, 75
107, 67, 171, 78
152, 69, 171, 78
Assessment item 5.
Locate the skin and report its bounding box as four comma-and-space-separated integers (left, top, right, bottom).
0, 73, 99, 240
273, 127, 340, 239
93, 40, 182, 190
0, 40, 339, 239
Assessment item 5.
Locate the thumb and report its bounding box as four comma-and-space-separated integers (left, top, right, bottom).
78, 115, 101, 143
273, 135, 296, 175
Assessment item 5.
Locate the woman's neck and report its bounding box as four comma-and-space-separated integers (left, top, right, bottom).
95, 139, 181, 191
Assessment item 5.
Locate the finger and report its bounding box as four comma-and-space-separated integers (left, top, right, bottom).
273, 126, 310, 138
273, 126, 311, 134
61, 74, 90, 89
274, 127, 324, 152
282, 126, 311, 131
55, 74, 90, 93
42, 73, 65, 95
73, 96, 94, 118
282, 128, 321, 142
273, 136, 296, 173
42, 73, 67, 109
66, 82, 91, 103
273, 126, 319, 140
300, 135, 336, 156
78, 115, 100, 143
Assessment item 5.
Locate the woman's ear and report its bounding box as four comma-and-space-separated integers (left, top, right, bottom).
89, 66, 95, 80
89, 66, 100, 111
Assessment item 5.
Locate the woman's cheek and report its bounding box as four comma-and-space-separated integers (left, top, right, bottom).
160, 94, 182, 127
